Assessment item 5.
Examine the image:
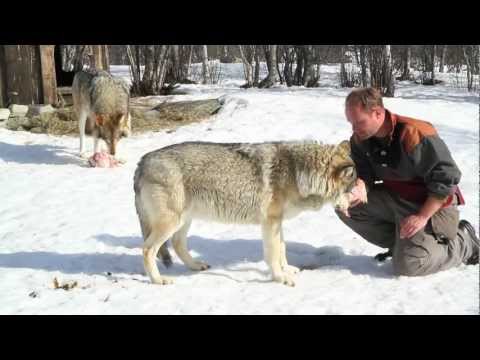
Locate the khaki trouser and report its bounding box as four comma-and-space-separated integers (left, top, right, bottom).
335, 187, 473, 276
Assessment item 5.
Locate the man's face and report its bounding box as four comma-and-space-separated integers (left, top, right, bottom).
345, 105, 384, 141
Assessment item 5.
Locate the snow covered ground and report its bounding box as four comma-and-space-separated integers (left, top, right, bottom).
0, 64, 478, 314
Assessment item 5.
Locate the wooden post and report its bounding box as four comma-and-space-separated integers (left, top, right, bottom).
0, 46, 7, 107
39, 45, 57, 106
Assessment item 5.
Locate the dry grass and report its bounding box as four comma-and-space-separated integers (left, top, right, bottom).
34, 98, 222, 136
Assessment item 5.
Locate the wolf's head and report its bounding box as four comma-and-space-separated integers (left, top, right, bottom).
95, 112, 131, 156
329, 140, 364, 212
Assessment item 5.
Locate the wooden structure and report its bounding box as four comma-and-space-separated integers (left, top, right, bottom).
0, 45, 109, 108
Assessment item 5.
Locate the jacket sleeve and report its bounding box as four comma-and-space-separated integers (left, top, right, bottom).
350, 137, 375, 190
409, 135, 462, 200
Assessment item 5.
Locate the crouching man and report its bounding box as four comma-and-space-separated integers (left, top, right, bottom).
336, 87, 478, 276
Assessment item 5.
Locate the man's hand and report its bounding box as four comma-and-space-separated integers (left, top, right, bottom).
339, 179, 368, 217
399, 214, 429, 239
349, 178, 368, 208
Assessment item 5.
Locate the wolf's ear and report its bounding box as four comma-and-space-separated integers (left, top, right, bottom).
335, 163, 356, 181
95, 115, 104, 127
335, 140, 351, 156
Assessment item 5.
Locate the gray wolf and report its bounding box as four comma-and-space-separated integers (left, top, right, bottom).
134, 140, 362, 286
72, 69, 131, 158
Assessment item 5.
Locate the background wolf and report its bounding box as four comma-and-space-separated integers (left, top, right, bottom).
134, 140, 360, 286
72, 69, 131, 157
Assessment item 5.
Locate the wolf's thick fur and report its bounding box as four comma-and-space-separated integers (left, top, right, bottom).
134, 140, 358, 286
72, 69, 131, 157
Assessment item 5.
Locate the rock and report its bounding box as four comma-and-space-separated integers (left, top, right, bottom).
27, 104, 55, 117
8, 104, 29, 117
6, 117, 20, 130
6, 117, 31, 130
0, 108, 10, 121
29, 116, 44, 128
152, 99, 222, 122
30, 127, 44, 134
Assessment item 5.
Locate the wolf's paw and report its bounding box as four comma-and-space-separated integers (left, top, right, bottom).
283, 265, 300, 274
188, 261, 211, 271
115, 157, 127, 164
79, 152, 89, 159
273, 272, 296, 287
151, 276, 174, 285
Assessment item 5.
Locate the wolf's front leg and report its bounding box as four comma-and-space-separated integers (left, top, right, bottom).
93, 135, 101, 153
78, 111, 88, 158
262, 217, 295, 287
279, 230, 299, 275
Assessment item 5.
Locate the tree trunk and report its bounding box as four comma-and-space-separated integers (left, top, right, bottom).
200, 45, 210, 85
340, 45, 347, 87
383, 45, 395, 97
238, 45, 254, 88
302, 45, 317, 87
126, 45, 141, 94
463, 46, 473, 91
259, 45, 279, 88
186, 45, 194, 80
359, 45, 368, 87
401, 45, 411, 80
276, 46, 284, 84
154, 45, 170, 93
142, 45, 154, 92
283, 46, 294, 87
439, 45, 447, 73
294, 46, 304, 85
254, 47, 260, 86
431, 45, 436, 83
475, 45, 480, 75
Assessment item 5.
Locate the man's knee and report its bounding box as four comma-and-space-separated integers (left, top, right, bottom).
335, 204, 369, 223
393, 241, 431, 277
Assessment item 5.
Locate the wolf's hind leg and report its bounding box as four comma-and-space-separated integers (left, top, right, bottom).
172, 220, 210, 271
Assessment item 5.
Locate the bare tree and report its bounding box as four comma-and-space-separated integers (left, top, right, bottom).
360, 45, 369, 87
365, 45, 394, 96
126, 45, 170, 96
399, 45, 411, 80
302, 45, 317, 87
259, 45, 280, 88
462, 45, 479, 91
238, 45, 255, 88
431, 45, 436, 84
384, 45, 395, 97
254, 48, 260, 86
439, 45, 447, 73
200, 45, 210, 84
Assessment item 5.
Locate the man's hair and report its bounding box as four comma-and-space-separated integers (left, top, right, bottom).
345, 87, 384, 112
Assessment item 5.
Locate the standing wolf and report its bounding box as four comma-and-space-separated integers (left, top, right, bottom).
72, 69, 131, 158
134, 140, 365, 286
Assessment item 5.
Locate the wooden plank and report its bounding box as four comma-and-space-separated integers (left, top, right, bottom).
39, 45, 57, 105
4, 45, 42, 105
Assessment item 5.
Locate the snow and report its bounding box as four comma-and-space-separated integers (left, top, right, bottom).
0, 64, 478, 314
